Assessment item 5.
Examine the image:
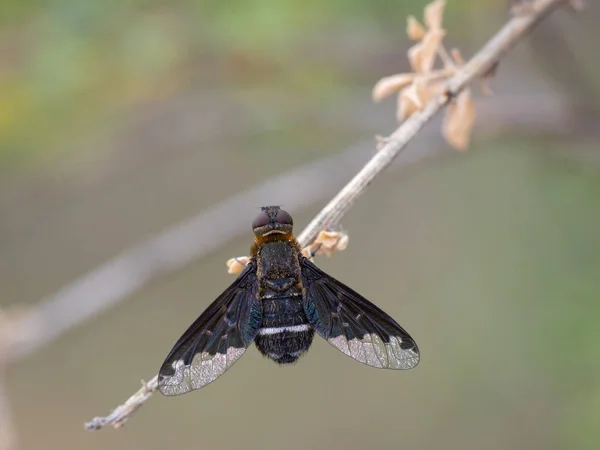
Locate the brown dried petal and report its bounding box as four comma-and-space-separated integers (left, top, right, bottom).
372, 73, 416, 102
424, 0, 446, 30
419, 29, 446, 73
421, 79, 445, 104
443, 89, 476, 151
335, 234, 349, 252
226, 256, 250, 274
408, 42, 423, 72
407, 15, 426, 40
314, 230, 342, 249
308, 231, 350, 258
307, 242, 334, 258
397, 83, 423, 121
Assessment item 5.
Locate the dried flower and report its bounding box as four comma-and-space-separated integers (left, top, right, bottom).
424, 0, 446, 30
372, 74, 416, 102
226, 256, 251, 274
303, 231, 350, 259
372, 0, 485, 152
443, 88, 476, 150
406, 15, 427, 40
397, 75, 445, 120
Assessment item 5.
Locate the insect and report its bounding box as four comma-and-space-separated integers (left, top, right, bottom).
158, 206, 420, 396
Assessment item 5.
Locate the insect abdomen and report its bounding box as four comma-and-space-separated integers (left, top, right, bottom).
255, 295, 314, 364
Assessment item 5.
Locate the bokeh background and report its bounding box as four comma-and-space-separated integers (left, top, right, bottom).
1, 1, 599, 449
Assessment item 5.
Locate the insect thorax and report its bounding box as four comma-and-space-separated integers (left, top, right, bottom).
256, 240, 303, 298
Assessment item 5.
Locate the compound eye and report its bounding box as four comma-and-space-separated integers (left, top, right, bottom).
276, 209, 293, 226
252, 211, 270, 229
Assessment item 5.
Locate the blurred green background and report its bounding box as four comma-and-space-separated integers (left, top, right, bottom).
1, 1, 599, 449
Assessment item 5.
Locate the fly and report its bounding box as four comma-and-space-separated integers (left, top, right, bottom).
158, 206, 419, 396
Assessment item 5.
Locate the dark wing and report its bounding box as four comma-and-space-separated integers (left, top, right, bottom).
158, 261, 262, 396
300, 257, 419, 369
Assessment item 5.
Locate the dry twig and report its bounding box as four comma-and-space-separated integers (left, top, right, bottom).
84, 0, 572, 430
